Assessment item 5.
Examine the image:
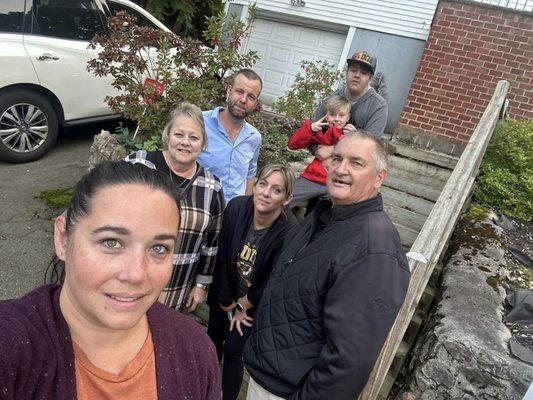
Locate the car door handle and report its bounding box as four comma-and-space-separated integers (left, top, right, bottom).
37, 53, 60, 61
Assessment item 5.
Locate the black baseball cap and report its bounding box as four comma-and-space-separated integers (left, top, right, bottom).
347, 51, 377, 74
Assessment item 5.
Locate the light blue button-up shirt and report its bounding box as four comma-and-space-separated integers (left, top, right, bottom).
198, 107, 262, 203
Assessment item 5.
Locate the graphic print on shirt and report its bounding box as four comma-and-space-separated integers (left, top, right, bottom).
236, 242, 257, 288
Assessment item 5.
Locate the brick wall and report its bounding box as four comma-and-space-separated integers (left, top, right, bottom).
395, 0, 532, 154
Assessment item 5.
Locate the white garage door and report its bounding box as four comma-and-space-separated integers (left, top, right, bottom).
244, 18, 346, 105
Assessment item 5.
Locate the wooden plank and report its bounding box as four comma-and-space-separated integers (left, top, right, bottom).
384, 202, 427, 232
388, 155, 452, 184
387, 141, 458, 170
395, 223, 419, 248
360, 80, 510, 400
384, 175, 442, 202
381, 186, 435, 217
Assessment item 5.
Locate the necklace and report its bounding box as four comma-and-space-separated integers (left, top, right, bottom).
162, 151, 201, 196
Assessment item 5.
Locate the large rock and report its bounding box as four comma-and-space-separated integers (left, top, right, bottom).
88, 130, 127, 170
397, 216, 533, 399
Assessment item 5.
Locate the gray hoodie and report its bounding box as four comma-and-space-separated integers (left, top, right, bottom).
313, 86, 388, 139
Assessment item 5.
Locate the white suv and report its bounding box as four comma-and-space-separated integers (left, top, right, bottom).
0, 0, 169, 162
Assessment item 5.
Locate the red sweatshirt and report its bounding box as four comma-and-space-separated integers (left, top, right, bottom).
287, 119, 343, 185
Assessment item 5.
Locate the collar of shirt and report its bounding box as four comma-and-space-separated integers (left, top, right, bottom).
207, 106, 258, 145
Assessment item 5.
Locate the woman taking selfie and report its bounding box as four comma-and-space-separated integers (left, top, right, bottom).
0, 162, 220, 400
207, 164, 297, 400
127, 102, 224, 312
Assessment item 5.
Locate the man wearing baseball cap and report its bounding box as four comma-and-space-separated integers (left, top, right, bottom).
314, 50, 387, 140
290, 51, 388, 214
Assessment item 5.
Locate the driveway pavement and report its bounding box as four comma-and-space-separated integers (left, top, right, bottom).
0, 128, 98, 300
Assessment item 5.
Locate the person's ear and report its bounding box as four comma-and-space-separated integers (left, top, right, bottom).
54, 215, 68, 261
283, 195, 293, 207
374, 168, 387, 189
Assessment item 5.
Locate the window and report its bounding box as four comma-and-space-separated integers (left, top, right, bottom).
0, 0, 25, 33
29, 0, 106, 41
107, 1, 159, 29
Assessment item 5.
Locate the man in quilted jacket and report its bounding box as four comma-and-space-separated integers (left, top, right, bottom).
243, 132, 410, 400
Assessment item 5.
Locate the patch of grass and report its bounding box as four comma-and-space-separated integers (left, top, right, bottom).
40, 187, 73, 209
475, 119, 533, 221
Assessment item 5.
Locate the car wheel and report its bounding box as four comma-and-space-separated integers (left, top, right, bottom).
0, 90, 59, 163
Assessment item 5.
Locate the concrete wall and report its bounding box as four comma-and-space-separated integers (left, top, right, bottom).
348, 28, 426, 133
396, 0, 533, 152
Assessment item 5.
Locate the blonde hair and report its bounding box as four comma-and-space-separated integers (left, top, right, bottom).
255, 164, 295, 199
325, 95, 351, 116
161, 102, 207, 150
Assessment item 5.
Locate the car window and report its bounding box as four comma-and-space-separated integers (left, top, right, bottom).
0, 0, 25, 33
107, 1, 159, 29
28, 0, 106, 41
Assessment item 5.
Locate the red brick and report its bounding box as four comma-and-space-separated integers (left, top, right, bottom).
489, 50, 505, 59
412, 107, 426, 116
514, 35, 530, 43
442, 122, 456, 130
457, 131, 472, 140
518, 22, 533, 31
492, 37, 510, 46
480, 54, 494, 63
469, 19, 484, 28
483, 42, 500, 50
453, 49, 468, 57
441, 6, 455, 15
478, 13, 494, 23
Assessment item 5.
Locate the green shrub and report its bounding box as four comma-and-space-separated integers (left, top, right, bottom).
88, 6, 258, 149
475, 119, 533, 221
273, 60, 342, 124
247, 114, 307, 168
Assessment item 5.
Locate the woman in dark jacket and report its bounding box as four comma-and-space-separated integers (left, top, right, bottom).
207, 164, 297, 400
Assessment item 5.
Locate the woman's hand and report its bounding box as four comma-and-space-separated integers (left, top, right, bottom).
186, 286, 207, 312
229, 310, 253, 336
220, 302, 236, 312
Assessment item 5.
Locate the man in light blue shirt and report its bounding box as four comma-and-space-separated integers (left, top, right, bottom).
198, 69, 263, 203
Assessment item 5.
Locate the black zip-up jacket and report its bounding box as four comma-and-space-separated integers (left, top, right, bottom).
209, 195, 297, 309
243, 194, 410, 399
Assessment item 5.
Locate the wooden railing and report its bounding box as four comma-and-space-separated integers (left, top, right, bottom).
360, 80, 510, 399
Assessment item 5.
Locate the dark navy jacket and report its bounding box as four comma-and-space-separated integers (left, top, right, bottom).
243, 194, 410, 400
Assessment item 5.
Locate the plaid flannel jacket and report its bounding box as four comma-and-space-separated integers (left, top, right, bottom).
127, 150, 225, 310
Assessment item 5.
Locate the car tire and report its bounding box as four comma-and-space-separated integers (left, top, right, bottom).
0, 90, 59, 163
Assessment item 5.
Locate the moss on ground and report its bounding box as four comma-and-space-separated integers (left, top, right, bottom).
467, 204, 490, 220
40, 187, 73, 209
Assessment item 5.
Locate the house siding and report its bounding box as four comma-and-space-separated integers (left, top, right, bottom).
349, 29, 426, 133
232, 0, 439, 40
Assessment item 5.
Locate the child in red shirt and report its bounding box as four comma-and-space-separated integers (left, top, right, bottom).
288, 96, 354, 209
